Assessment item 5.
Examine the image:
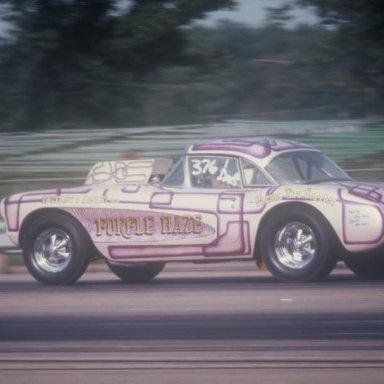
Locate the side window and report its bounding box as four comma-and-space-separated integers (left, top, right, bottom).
240, 159, 272, 186
161, 157, 185, 187
189, 156, 241, 189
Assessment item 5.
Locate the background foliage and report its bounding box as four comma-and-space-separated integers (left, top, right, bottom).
0, 0, 382, 131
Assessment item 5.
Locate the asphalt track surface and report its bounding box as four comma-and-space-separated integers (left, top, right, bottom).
1, 261, 384, 384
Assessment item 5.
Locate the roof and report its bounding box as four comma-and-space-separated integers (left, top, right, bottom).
187, 137, 315, 159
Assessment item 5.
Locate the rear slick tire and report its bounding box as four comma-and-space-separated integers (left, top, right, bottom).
107, 261, 165, 283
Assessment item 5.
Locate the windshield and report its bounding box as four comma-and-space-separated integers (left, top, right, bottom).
265, 151, 351, 185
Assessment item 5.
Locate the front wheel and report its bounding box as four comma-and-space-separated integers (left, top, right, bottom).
260, 206, 335, 282
22, 213, 90, 285
107, 261, 165, 283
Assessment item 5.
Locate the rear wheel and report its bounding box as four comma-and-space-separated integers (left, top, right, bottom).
107, 261, 165, 283
260, 206, 335, 282
22, 213, 90, 285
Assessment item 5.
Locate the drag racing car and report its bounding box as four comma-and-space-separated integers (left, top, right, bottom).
1, 138, 383, 284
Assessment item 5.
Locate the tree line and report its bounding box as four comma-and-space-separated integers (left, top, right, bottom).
0, 0, 382, 131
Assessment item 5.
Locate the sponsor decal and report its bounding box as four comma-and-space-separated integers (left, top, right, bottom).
42, 195, 108, 204
284, 187, 335, 206
247, 187, 335, 206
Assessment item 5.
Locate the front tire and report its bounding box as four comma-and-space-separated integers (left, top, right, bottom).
22, 213, 90, 285
260, 206, 335, 282
107, 261, 165, 283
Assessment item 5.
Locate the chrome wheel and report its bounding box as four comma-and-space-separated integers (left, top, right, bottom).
274, 222, 317, 270
23, 213, 90, 285
32, 228, 73, 273
261, 206, 334, 282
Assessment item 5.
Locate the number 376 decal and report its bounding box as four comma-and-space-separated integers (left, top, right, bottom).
191, 158, 240, 187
